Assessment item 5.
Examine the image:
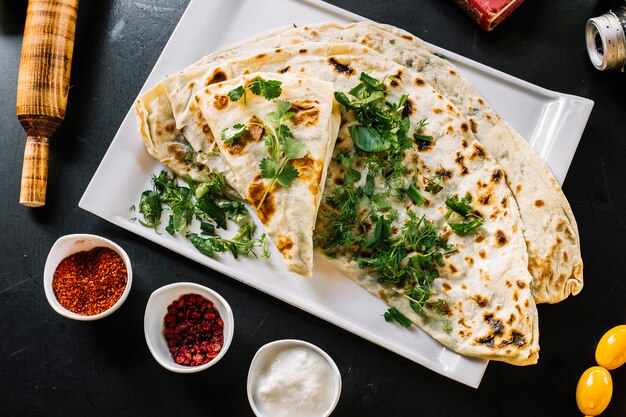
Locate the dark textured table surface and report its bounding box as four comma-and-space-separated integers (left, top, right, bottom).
2, 0, 626, 416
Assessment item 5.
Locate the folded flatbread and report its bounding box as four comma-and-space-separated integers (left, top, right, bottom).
151, 42, 539, 364
181, 22, 583, 305
194, 72, 340, 276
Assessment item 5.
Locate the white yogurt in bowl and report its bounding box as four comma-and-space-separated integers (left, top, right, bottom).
248, 340, 341, 417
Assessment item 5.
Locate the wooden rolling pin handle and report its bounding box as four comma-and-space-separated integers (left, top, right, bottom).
17, 0, 78, 207
20, 135, 50, 207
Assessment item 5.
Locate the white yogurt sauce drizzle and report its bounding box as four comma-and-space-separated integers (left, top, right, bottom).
253, 346, 335, 417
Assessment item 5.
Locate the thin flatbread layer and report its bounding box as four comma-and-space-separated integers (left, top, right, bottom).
195, 72, 340, 277
184, 22, 583, 305
161, 43, 539, 364
134, 83, 237, 187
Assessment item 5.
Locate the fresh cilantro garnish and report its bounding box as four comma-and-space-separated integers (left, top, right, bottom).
223, 80, 307, 211
444, 194, 483, 234
228, 86, 245, 102
228, 76, 282, 103
135, 170, 266, 260
256, 99, 307, 209
317, 184, 364, 254
413, 119, 433, 144
221, 123, 248, 145
349, 125, 387, 152
358, 211, 456, 285
334, 73, 412, 169
152, 172, 194, 234
249, 77, 282, 100
138, 190, 162, 228
384, 307, 412, 328
186, 221, 267, 259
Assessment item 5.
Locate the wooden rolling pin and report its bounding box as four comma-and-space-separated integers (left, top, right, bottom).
17, 0, 79, 207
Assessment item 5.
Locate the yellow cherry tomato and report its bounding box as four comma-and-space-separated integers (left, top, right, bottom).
576, 366, 612, 416
595, 325, 626, 370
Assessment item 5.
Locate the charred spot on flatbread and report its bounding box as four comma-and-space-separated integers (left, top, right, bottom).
469, 118, 478, 133
205, 69, 227, 86
495, 230, 509, 246
470, 143, 487, 159
225, 116, 264, 155
277, 66, 291, 74
328, 57, 355, 75
277, 234, 294, 254
290, 155, 322, 197
475, 313, 504, 348
435, 168, 452, 179
414, 77, 426, 87
213, 94, 229, 110
402, 99, 414, 118
472, 294, 488, 307
478, 192, 491, 205
417, 139, 432, 152
491, 168, 503, 183
248, 176, 276, 224
289, 100, 320, 126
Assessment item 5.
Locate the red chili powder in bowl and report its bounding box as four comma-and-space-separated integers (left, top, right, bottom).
52, 247, 128, 316
164, 294, 224, 367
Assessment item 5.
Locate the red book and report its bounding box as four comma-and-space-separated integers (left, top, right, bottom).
454, 0, 525, 31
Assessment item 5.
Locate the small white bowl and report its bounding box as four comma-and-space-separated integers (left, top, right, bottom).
43, 233, 132, 321
247, 339, 342, 417
144, 282, 234, 373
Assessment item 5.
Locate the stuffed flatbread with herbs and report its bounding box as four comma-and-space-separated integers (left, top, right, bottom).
193, 72, 340, 276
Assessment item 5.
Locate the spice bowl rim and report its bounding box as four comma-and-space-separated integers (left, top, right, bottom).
43, 233, 133, 321
144, 282, 234, 373
247, 339, 342, 417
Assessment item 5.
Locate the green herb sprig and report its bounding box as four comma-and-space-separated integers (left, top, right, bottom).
225, 78, 308, 210
136, 170, 267, 259
187, 221, 268, 259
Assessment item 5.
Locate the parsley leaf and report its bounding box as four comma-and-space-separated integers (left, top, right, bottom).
186, 221, 267, 259
275, 164, 299, 186
350, 125, 388, 152
260, 157, 280, 179
255, 100, 308, 209
135, 170, 261, 260
228, 86, 245, 102
248, 77, 282, 100
335, 73, 412, 181
282, 130, 307, 160
228, 77, 283, 103
138, 190, 162, 228
221, 123, 248, 145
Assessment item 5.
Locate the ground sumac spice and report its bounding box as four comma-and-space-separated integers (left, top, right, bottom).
52, 247, 127, 316
164, 294, 224, 366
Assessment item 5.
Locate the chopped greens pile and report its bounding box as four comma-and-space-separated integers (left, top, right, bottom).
225, 77, 308, 209
135, 170, 267, 259
319, 72, 464, 331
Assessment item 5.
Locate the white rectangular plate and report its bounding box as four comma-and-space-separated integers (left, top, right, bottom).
79, 0, 593, 388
